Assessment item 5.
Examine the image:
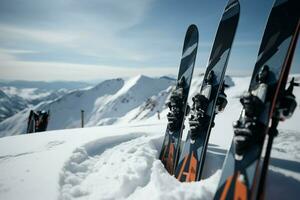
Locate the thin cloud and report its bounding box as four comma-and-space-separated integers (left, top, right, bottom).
0, 48, 38, 54
0, 24, 80, 45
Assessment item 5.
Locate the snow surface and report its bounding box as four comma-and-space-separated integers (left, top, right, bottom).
0, 75, 299, 200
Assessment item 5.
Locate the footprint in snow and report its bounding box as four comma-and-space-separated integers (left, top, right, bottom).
58, 132, 151, 200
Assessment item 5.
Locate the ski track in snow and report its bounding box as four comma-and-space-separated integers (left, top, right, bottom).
0, 140, 65, 163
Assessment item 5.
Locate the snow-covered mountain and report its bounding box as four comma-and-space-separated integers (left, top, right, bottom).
0, 75, 175, 137
1, 86, 70, 105
0, 87, 71, 122
0, 81, 92, 122
0, 90, 27, 122
0, 74, 234, 137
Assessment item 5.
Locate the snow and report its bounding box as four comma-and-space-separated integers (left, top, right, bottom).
0, 75, 299, 200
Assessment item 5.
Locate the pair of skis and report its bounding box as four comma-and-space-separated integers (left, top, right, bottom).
160, 0, 299, 198
159, 0, 240, 181
214, 0, 300, 199
27, 110, 50, 133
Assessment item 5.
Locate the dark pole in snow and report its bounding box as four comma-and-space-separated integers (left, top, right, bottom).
81, 110, 84, 128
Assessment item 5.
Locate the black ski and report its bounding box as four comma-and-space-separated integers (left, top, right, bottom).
214, 0, 299, 199
159, 24, 198, 175
175, 0, 240, 182
27, 110, 36, 133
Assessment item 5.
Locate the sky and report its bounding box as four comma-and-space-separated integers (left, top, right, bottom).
0, 0, 299, 81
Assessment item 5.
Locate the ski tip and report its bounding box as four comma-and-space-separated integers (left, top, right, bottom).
187, 24, 199, 35
188, 24, 198, 30
228, 0, 240, 6
182, 24, 199, 53
221, 0, 240, 24
225, 0, 240, 12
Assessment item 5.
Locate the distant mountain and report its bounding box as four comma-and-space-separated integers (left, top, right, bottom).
0, 75, 174, 137
1, 86, 70, 104
0, 81, 93, 122
0, 90, 27, 122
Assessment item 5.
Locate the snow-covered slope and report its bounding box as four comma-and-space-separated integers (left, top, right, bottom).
0, 75, 299, 200
0, 75, 174, 137
87, 75, 174, 126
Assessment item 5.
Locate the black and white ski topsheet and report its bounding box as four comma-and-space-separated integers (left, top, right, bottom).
214, 0, 299, 199
159, 24, 199, 175
175, 0, 240, 182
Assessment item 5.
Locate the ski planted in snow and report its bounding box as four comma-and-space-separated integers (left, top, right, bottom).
175, 0, 240, 182
214, 0, 299, 199
27, 110, 36, 133
159, 24, 199, 175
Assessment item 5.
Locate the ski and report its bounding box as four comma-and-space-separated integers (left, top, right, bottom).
175, 0, 240, 182
27, 110, 36, 133
159, 24, 199, 175
214, 0, 299, 199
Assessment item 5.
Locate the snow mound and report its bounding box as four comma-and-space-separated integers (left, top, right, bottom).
59, 133, 220, 200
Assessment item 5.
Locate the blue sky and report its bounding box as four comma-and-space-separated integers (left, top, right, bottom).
0, 0, 299, 81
